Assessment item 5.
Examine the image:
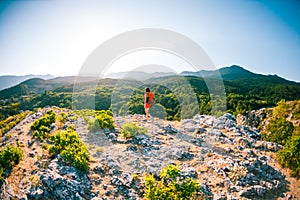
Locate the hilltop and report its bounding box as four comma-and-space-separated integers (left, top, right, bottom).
0, 107, 299, 199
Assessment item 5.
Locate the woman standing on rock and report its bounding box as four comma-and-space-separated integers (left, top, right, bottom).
144, 87, 155, 119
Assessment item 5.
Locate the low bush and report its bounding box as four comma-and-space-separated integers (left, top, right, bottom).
49, 127, 90, 172
0, 112, 29, 136
31, 110, 56, 140
144, 164, 201, 199
0, 145, 23, 182
277, 135, 300, 177
88, 110, 115, 131
58, 112, 68, 127
263, 117, 294, 145
121, 122, 147, 139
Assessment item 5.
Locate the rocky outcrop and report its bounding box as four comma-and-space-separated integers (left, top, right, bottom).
28, 156, 92, 200
0, 108, 298, 199
236, 108, 271, 129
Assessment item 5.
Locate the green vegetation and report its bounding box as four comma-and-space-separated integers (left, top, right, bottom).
1, 67, 300, 121
0, 145, 23, 182
261, 100, 300, 177
87, 110, 115, 131
58, 112, 68, 127
121, 122, 147, 139
277, 135, 300, 177
49, 127, 90, 172
263, 117, 294, 145
144, 164, 201, 200
0, 111, 29, 136
273, 100, 300, 119
31, 110, 56, 141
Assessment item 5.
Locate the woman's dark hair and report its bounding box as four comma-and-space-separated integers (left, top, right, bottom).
145, 87, 150, 92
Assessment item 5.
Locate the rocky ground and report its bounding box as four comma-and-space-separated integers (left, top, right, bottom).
0, 107, 299, 199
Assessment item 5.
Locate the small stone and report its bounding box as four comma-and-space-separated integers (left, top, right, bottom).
176, 151, 194, 161
50, 123, 56, 130
20, 196, 28, 200
28, 140, 34, 147
75, 192, 85, 200
252, 185, 266, 197
109, 168, 121, 176
114, 188, 119, 194
105, 190, 112, 196
239, 189, 250, 197
29, 151, 35, 157
164, 124, 178, 134
94, 165, 106, 174
107, 133, 117, 141
103, 128, 110, 135
196, 127, 206, 134
260, 155, 267, 161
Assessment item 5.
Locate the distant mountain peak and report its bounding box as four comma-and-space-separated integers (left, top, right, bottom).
227, 65, 244, 69
0, 74, 54, 90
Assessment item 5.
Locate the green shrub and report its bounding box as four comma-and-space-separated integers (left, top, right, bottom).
88, 110, 115, 131
144, 164, 200, 200
272, 100, 300, 120
49, 127, 90, 172
32, 125, 51, 140
0, 145, 23, 182
277, 135, 300, 177
291, 100, 300, 120
263, 117, 294, 145
31, 110, 56, 140
0, 168, 5, 182
58, 112, 68, 125
293, 126, 300, 137
121, 122, 147, 139
0, 112, 28, 136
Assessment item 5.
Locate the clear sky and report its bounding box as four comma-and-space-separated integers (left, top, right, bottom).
0, 0, 299, 82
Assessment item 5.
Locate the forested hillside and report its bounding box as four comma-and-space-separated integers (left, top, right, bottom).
0, 66, 300, 120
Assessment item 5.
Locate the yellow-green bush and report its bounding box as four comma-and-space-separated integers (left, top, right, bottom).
264, 100, 300, 177
88, 110, 115, 131
0, 145, 23, 182
58, 112, 68, 126
121, 122, 147, 139
273, 100, 300, 120
144, 164, 200, 199
263, 117, 294, 145
31, 110, 56, 140
277, 135, 300, 177
49, 127, 90, 172
0, 112, 28, 136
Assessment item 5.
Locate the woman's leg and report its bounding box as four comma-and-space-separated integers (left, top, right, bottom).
145, 107, 149, 118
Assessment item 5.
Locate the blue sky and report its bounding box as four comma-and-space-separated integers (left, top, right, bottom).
0, 0, 299, 81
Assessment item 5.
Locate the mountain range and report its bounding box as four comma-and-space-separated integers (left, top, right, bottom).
1, 65, 299, 93
0, 74, 54, 91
